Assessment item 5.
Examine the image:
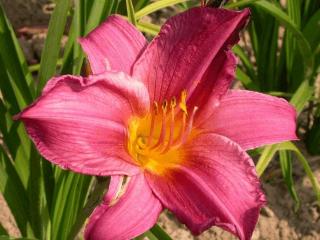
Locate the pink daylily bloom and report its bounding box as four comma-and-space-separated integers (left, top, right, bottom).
16, 7, 297, 240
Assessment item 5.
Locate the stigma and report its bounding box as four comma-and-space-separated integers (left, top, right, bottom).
127, 90, 198, 174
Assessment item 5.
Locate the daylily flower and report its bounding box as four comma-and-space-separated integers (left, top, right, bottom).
16, 7, 297, 240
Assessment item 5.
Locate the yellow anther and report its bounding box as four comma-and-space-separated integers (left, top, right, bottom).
170, 97, 177, 109
162, 100, 168, 113
153, 101, 159, 115
181, 90, 187, 102
179, 90, 188, 115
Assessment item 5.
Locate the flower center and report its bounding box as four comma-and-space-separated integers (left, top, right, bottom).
127, 90, 198, 175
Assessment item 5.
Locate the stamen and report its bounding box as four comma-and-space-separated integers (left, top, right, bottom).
147, 102, 158, 146
179, 90, 188, 115
173, 91, 188, 145
162, 98, 177, 153
151, 100, 168, 149
171, 97, 177, 108
174, 106, 198, 147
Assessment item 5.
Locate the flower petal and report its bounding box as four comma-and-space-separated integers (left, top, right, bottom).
146, 133, 266, 240
198, 90, 298, 150
189, 50, 237, 119
85, 173, 162, 240
133, 7, 249, 102
15, 73, 149, 176
79, 15, 147, 74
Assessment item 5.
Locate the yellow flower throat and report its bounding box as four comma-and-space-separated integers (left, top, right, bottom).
127, 90, 198, 175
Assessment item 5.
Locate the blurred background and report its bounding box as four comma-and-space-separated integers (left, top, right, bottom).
0, 0, 319, 239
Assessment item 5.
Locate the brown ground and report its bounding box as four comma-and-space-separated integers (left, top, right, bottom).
0, 1, 320, 239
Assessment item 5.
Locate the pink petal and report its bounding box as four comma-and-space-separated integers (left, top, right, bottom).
15, 73, 148, 176
146, 133, 266, 240
133, 7, 249, 103
85, 173, 162, 240
79, 15, 147, 74
198, 90, 298, 150
189, 50, 237, 120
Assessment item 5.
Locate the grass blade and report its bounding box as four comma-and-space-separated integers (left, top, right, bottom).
235, 67, 259, 90
278, 142, 320, 205
306, 116, 320, 155
225, 0, 259, 9
253, 1, 313, 74
51, 170, 92, 240
256, 142, 320, 206
303, 9, 320, 50
290, 80, 314, 114
136, 21, 160, 36
150, 224, 172, 240
135, 0, 187, 19
279, 150, 300, 211
37, 0, 72, 93
126, 0, 137, 26
233, 45, 256, 83
0, 147, 32, 237
0, 3, 34, 109
256, 144, 278, 177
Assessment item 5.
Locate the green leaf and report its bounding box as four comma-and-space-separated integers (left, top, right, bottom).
278, 142, 320, 205
253, 1, 314, 75
126, 0, 137, 26
37, 0, 72, 93
232, 45, 257, 84
256, 144, 278, 177
279, 150, 300, 211
235, 68, 259, 90
26, 150, 42, 239
61, 0, 115, 75
0, 70, 31, 163
134, 0, 151, 11
256, 142, 320, 205
59, 174, 91, 240
0, 237, 37, 240
136, 21, 161, 36
303, 9, 320, 51
0, 147, 32, 237
150, 224, 172, 240
285, 0, 302, 90
67, 177, 108, 240
135, 0, 187, 19
225, 0, 260, 9
0, 13, 56, 234
306, 116, 320, 155
0, 3, 34, 109
290, 80, 314, 114
51, 170, 92, 240
135, 231, 158, 240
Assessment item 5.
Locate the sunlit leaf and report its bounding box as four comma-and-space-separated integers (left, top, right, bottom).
137, 21, 160, 35
135, 0, 188, 19
126, 0, 137, 26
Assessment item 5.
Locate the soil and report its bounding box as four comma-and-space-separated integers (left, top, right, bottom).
0, 1, 320, 239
